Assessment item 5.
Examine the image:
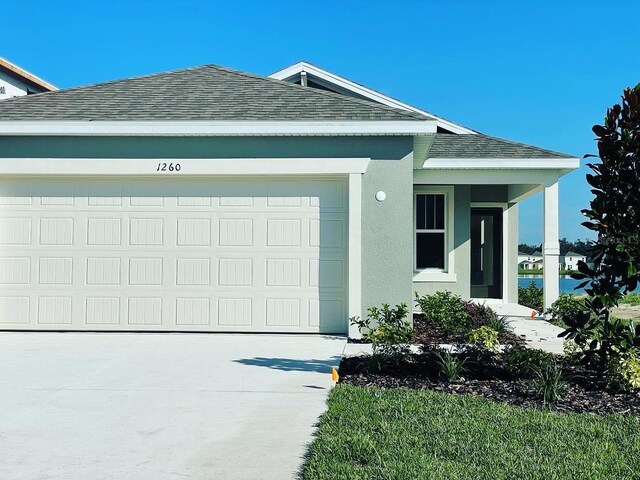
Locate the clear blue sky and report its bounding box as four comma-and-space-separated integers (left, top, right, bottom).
3, 1, 638, 244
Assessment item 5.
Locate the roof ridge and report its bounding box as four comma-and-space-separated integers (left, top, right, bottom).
202, 64, 426, 120
1, 63, 426, 121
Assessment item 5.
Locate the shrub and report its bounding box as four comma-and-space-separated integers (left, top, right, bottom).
485, 315, 509, 336
415, 291, 471, 335
467, 326, 500, 352
563, 84, 640, 376
465, 302, 498, 327
609, 350, 640, 392
547, 294, 586, 327
531, 360, 568, 405
504, 344, 555, 379
350, 303, 413, 363
435, 350, 467, 381
560, 315, 640, 369
518, 281, 543, 312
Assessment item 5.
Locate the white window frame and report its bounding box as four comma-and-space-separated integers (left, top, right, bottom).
413, 186, 456, 283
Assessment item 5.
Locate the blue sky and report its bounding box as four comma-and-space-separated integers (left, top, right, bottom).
3, 1, 638, 243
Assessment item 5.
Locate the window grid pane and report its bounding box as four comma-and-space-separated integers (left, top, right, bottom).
415, 193, 447, 270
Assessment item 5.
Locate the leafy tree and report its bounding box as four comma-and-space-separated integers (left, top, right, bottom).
561, 84, 640, 374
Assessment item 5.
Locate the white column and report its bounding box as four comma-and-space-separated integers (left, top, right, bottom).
348, 173, 362, 338
543, 181, 560, 310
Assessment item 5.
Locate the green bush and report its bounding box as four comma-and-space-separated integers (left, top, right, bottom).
547, 294, 586, 327
609, 350, 640, 392
350, 303, 413, 360
531, 360, 568, 405
467, 326, 500, 352
435, 350, 467, 381
415, 291, 471, 335
518, 282, 544, 312
504, 344, 555, 379
465, 302, 498, 328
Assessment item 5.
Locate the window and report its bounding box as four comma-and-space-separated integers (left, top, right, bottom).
415, 193, 446, 270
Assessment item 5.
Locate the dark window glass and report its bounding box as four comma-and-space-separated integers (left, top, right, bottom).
416, 232, 445, 269
416, 194, 445, 231
416, 194, 426, 229
425, 195, 435, 229
435, 195, 445, 229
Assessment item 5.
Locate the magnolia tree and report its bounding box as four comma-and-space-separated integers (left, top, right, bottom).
561, 83, 640, 374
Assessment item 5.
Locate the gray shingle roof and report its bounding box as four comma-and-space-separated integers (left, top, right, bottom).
427, 133, 575, 159
0, 65, 429, 122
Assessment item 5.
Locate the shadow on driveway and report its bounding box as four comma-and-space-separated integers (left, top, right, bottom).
234, 356, 341, 373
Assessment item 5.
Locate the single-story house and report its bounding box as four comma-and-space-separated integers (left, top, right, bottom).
0, 61, 579, 336
0, 57, 57, 100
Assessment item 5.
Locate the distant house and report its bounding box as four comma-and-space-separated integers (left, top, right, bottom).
518, 251, 543, 270
0, 57, 56, 100
561, 251, 587, 271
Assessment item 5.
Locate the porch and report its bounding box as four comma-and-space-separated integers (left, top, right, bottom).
413, 133, 580, 309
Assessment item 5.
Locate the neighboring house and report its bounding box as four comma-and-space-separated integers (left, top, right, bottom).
0, 57, 56, 99
517, 251, 542, 270
0, 61, 579, 335
561, 251, 587, 271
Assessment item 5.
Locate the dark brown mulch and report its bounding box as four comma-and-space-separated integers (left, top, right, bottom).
339, 355, 640, 416
411, 315, 527, 345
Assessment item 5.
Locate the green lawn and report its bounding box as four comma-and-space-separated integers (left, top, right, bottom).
621, 293, 640, 306
300, 385, 640, 480
518, 269, 575, 275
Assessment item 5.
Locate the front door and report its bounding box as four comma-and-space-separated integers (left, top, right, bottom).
470, 208, 502, 299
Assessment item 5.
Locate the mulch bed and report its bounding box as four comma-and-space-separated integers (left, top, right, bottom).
339, 354, 640, 416
411, 315, 527, 345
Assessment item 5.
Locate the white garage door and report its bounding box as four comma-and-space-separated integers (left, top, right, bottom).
0, 177, 348, 333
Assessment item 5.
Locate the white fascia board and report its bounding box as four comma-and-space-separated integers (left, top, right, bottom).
422, 157, 580, 170
0, 157, 371, 176
269, 61, 476, 135
0, 120, 435, 136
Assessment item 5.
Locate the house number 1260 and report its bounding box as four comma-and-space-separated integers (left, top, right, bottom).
156, 162, 181, 172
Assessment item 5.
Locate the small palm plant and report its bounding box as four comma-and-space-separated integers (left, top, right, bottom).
531, 360, 568, 405
435, 350, 467, 381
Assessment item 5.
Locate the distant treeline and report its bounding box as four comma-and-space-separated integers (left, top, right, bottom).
518, 238, 593, 256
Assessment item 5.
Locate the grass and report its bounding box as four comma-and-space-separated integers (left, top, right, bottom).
621, 293, 640, 306
518, 269, 575, 275
300, 385, 640, 480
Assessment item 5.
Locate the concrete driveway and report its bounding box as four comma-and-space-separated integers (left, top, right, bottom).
0, 332, 345, 480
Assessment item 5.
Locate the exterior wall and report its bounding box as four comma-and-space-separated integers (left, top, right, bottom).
0, 70, 29, 99
361, 151, 414, 319
412, 183, 519, 304
413, 185, 471, 300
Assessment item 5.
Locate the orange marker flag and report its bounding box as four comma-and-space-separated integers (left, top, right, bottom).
331, 367, 339, 383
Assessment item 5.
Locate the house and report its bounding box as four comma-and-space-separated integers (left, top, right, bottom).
561, 251, 586, 271
0, 57, 56, 100
517, 251, 543, 270
0, 61, 579, 335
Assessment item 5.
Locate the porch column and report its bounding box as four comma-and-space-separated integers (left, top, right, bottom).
543, 181, 560, 310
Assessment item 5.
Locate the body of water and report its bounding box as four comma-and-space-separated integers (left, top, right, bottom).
518, 275, 585, 294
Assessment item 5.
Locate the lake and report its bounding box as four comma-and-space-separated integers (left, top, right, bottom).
518, 275, 585, 294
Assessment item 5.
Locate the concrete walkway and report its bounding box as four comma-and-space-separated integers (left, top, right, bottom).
0, 332, 345, 480
507, 317, 566, 353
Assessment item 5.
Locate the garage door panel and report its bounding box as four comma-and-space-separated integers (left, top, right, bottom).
0, 177, 348, 333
